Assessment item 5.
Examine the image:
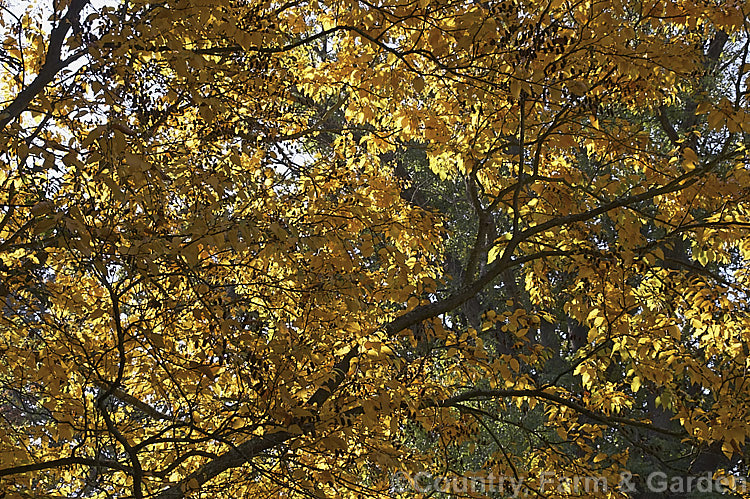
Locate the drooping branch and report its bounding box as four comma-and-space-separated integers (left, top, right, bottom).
438, 388, 684, 438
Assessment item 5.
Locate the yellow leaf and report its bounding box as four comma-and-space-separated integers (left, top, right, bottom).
683, 147, 699, 169
488, 245, 501, 264
509, 358, 519, 372
722, 441, 734, 459
631, 376, 642, 393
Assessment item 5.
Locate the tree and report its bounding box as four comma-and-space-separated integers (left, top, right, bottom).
1, 0, 749, 497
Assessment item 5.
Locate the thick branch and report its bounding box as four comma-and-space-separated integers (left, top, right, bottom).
92, 379, 175, 422
386, 152, 723, 336
0, 457, 131, 477
153, 348, 358, 498
0, 0, 88, 130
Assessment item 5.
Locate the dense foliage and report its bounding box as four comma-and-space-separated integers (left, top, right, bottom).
1, 0, 749, 497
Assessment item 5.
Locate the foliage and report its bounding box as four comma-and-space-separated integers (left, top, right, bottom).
1, 0, 749, 497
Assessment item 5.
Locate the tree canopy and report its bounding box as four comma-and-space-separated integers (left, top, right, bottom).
1, 0, 749, 497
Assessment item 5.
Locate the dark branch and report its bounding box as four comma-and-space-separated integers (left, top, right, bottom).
0, 0, 88, 130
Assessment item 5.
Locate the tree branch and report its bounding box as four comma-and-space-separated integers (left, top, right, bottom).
0, 0, 88, 130
0, 456, 131, 477
438, 388, 684, 438
153, 348, 358, 498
